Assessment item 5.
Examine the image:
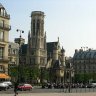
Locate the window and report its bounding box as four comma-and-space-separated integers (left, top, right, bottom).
31, 50, 34, 55
0, 31, 4, 41
37, 19, 40, 29
36, 19, 40, 35
41, 20, 43, 36
32, 38, 35, 48
0, 8, 3, 16
0, 65, 4, 72
40, 58, 44, 64
33, 19, 35, 36
0, 20, 4, 28
0, 47, 3, 59
3, 10, 6, 16
13, 49, 15, 54
9, 45, 11, 48
30, 58, 35, 64
0, 8, 6, 16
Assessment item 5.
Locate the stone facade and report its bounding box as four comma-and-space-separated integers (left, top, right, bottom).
8, 42, 19, 67
0, 3, 11, 74
19, 11, 66, 83
46, 41, 65, 83
27, 11, 47, 68
73, 48, 96, 74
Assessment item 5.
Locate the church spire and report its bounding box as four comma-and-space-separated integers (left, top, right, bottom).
58, 37, 59, 43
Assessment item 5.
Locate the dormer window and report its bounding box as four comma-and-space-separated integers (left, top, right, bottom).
0, 8, 3, 16
0, 8, 6, 17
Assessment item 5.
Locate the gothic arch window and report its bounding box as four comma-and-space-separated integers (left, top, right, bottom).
36, 19, 40, 35
41, 20, 43, 36
33, 19, 35, 36
37, 19, 40, 29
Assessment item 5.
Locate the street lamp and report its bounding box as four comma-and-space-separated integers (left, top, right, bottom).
16, 29, 24, 82
16, 29, 24, 45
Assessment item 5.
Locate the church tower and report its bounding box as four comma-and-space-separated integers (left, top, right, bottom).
28, 11, 47, 67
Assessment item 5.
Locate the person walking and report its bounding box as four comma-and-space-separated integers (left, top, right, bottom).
14, 81, 18, 96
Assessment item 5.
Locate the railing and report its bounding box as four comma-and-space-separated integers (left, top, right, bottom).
0, 13, 10, 19
0, 23, 11, 31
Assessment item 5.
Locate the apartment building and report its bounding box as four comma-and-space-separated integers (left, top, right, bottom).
0, 3, 11, 74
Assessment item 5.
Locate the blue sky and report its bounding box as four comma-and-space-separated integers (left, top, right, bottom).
1, 0, 96, 56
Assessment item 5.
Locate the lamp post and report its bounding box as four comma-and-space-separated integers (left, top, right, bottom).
16, 29, 24, 82
66, 62, 72, 93
16, 29, 24, 46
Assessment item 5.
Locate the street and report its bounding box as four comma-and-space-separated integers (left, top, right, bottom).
1, 86, 96, 94
0, 92, 96, 96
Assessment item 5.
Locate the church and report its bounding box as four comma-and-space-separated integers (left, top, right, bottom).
19, 11, 66, 83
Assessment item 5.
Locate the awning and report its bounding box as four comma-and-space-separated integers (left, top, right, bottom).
0, 73, 11, 79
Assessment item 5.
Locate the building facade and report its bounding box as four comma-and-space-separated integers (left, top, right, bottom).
0, 3, 11, 74
46, 41, 65, 83
19, 11, 66, 83
8, 42, 19, 67
73, 48, 96, 82
26, 11, 47, 68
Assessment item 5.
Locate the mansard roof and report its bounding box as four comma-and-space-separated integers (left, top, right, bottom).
73, 49, 96, 59
0, 3, 10, 19
0, 3, 4, 9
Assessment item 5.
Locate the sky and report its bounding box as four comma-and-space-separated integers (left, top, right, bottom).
1, 0, 96, 57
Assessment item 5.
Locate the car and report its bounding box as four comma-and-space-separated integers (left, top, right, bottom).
3, 81, 13, 88
91, 83, 96, 88
0, 82, 9, 91
17, 83, 32, 91
47, 83, 53, 89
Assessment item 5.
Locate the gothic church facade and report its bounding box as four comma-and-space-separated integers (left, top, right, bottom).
20, 11, 65, 83
26, 11, 47, 68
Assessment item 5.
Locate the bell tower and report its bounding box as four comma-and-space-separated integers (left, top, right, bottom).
30, 11, 47, 67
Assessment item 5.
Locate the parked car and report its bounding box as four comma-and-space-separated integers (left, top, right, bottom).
17, 84, 32, 91
3, 81, 13, 88
0, 82, 9, 91
91, 83, 96, 88
47, 83, 53, 88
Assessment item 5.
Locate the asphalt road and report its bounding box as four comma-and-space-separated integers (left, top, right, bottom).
0, 87, 96, 94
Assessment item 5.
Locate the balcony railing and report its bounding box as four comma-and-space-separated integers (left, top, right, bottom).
0, 23, 11, 31
0, 56, 9, 62
0, 13, 10, 19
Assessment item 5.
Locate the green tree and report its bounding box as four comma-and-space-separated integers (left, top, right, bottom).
9, 66, 19, 81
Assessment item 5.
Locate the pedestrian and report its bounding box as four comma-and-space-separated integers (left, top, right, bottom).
14, 81, 18, 96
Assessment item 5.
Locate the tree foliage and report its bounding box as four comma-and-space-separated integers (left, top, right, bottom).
74, 73, 96, 83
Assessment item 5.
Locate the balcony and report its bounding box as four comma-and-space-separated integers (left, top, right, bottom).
0, 23, 11, 31
0, 13, 10, 19
0, 56, 9, 63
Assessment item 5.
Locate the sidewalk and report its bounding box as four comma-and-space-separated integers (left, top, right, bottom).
0, 92, 96, 96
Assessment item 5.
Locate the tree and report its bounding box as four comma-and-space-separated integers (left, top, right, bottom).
9, 66, 19, 81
